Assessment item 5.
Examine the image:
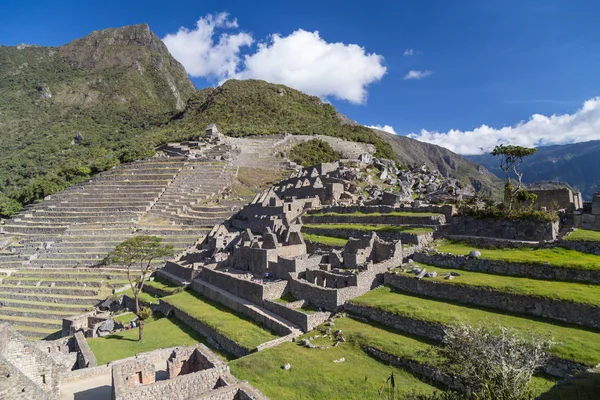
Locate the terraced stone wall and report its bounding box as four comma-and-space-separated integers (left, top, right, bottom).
345, 304, 587, 378
302, 226, 434, 246
449, 216, 559, 241
559, 240, 600, 255
413, 252, 600, 283
303, 214, 446, 226
261, 299, 330, 332
384, 273, 600, 329
198, 267, 288, 304
0, 354, 49, 400
164, 261, 200, 281
313, 204, 456, 220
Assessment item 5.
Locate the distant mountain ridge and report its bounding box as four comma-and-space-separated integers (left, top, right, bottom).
466, 140, 600, 200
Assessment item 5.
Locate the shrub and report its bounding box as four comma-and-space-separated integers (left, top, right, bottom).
288, 139, 344, 167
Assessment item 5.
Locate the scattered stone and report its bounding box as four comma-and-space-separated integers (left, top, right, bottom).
469, 250, 482, 258
445, 275, 455, 280
416, 268, 427, 279
333, 357, 345, 363
283, 363, 291, 370
450, 271, 461, 277
425, 271, 437, 278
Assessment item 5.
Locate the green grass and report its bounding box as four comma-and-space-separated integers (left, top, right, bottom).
435, 240, 600, 270
304, 223, 434, 235
565, 229, 600, 242
162, 290, 280, 349
309, 211, 442, 217
144, 276, 181, 294
398, 263, 600, 306
229, 318, 437, 399
302, 233, 348, 247
87, 316, 232, 365
119, 288, 161, 305
113, 312, 136, 324
350, 286, 600, 366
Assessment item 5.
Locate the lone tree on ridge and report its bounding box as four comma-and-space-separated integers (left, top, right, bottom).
108, 235, 173, 342
491, 144, 537, 210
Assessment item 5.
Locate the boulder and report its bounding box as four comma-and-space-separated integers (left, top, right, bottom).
96, 319, 115, 337
469, 250, 482, 258
283, 363, 291, 370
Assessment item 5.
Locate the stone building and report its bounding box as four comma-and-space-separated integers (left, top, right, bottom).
529, 187, 583, 211
0, 324, 64, 400
111, 344, 266, 400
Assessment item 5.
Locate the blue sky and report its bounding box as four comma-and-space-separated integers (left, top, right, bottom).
2, 0, 600, 154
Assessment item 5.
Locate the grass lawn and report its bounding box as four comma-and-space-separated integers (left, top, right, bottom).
144, 276, 182, 294
229, 318, 437, 399
350, 287, 600, 366
565, 229, 600, 242
435, 240, 600, 270
397, 263, 600, 306
303, 223, 434, 235
119, 288, 160, 305
88, 316, 232, 365
309, 211, 442, 217
302, 233, 347, 247
162, 290, 280, 350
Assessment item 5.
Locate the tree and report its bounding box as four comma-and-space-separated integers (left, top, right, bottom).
491, 145, 537, 210
107, 235, 174, 342
430, 323, 554, 400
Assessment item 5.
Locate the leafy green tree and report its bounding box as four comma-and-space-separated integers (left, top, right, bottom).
491, 145, 537, 210
107, 236, 174, 342
0, 195, 22, 217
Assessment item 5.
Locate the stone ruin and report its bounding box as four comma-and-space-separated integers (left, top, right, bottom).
111, 344, 266, 400
0, 324, 65, 400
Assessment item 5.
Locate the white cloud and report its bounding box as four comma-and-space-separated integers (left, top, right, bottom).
235, 30, 386, 104
403, 70, 433, 80
409, 97, 600, 155
404, 49, 415, 56
367, 124, 397, 134
163, 14, 386, 104
162, 13, 253, 80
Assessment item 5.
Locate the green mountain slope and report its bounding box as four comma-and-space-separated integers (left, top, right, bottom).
0, 24, 195, 210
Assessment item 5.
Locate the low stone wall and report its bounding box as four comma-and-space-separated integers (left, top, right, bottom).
345, 304, 587, 378
363, 346, 465, 392
444, 235, 542, 249
559, 239, 600, 255
302, 226, 434, 247
198, 267, 288, 304
448, 216, 559, 241
73, 331, 97, 369
142, 283, 171, 298
262, 299, 330, 332
289, 276, 340, 311
163, 261, 200, 281
413, 252, 600, 284
158, 300, 250, 358
384, 273, 600, 329
313, 204, 456, 221
62, 311, 95, 337
303, 214, 445, 226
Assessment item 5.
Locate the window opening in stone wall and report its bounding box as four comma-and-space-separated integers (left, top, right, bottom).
137, 371, 143, 384
41, 374, 46, 384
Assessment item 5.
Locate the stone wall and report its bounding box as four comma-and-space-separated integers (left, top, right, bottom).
198, 267, 288, 305
448, 216, 559, 241
158, 301, 251, 358
558, 239, 600, 255
529, 188, 581, 211
303, 214, 445, 226
74, 331, 97, 368
289, 276, 340, 311
0, 354, 50, 400
262, 299, 330, 332
313, 204, 456, 221
302, 226, 434, 247
0, 324, 62, 399
443, 235, 541, 249
163, 261, 200, 281
574, 195, 600, 231
344, 304, 587, 378
413, 252, 600, 284
384, 273, 600, 329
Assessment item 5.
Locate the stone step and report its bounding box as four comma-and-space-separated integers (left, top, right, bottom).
22, 216, 141, 224
0, 284, 99, 296
0, 297, 90, 313
1, 278, 111, 288
1, 225, 68, 235
14, 325, 61, 339
0, 307, 80, 320
0, 291, 100, 305
10, 270, 128, 280
44, 206, 150, 212
0, 314, 62, 329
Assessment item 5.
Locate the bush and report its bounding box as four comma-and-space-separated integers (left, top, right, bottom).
288, 139, 344, 167
0, 195, 22, 217
459, 203, 559, 222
